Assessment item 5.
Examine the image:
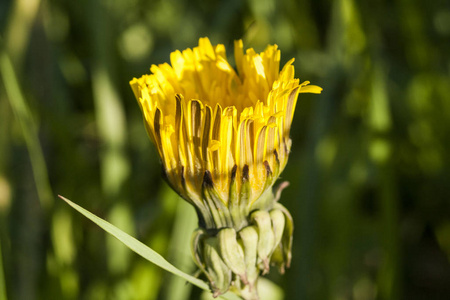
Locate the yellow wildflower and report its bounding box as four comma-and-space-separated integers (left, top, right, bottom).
130, 37, 322, 299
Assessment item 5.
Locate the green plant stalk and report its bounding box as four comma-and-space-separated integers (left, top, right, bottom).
0, 238, 6, 300
90, 0, 133, 280
370, 65, 400, 300
0, 48, 53, 209
164, 198, 197, 300
4, 0, 41, 69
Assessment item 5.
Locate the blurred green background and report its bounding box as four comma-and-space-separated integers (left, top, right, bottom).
1, 0, 450, 299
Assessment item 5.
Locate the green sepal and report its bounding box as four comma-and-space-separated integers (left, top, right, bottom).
238, 165, 251, 228
203, 237, 232, 297
250, 210, 274, 274
218, 228, 248, 284
191, 228, 208, 274
269, 209, 285, 253
228, 165, 246, 230
238, 225, 259, 286
202, 170, 233, 229
270, 243, 286, 274
274, 203, 293, 268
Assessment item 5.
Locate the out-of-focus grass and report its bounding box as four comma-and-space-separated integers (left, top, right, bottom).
0, 240, 6, 300
163, 195, 197, 300
1, 0, 449, 299
0, 49, 53, 209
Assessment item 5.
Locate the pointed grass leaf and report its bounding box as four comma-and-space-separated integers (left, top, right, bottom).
59, 195, 241, 300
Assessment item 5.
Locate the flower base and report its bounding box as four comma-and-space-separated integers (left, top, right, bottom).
191, 185, 293, 299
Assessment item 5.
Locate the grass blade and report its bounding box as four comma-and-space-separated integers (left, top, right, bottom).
60, 195, 241, 300
0, 238, 7, 300
0, 48, 53, 209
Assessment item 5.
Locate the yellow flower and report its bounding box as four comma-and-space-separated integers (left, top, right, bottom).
131, 38, 322, 298
130, 37, 321, 228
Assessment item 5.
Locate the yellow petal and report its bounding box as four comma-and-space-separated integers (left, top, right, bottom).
299, 84, 323, 94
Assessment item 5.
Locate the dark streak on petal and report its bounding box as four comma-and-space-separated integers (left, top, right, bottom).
175, 94, 182, 137
242, 164, 249, 182
180, 165, 186, 186
284, 139, 289, 154
263, 161, 272, 176
203, 170, 214, 187
154, 108, 161, 140
230, 164, 237, 182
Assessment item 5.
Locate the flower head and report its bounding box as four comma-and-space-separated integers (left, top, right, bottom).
131, 38, 321, 226
130, 37, 322, 298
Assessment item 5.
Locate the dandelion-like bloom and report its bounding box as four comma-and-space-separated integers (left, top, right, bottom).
130, 38, 321, 299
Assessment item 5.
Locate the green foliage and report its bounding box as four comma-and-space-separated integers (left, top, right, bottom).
1, 0, 449, 299
59, 196, 240, 300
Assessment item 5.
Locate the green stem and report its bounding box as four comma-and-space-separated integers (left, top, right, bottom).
0, 47, 53, 210
3, 0, 41, 69
164, 200, 197, 300
0, 237, 6, 300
